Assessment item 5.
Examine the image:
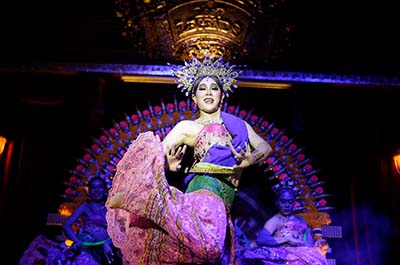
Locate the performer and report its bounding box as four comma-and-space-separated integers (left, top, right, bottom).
63, 176, 122, 264
240, 187, 329, 265
106, 55, 272, 264
19, 177, 121, 265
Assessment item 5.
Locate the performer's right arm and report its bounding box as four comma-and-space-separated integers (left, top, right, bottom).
162, 120, 196, 171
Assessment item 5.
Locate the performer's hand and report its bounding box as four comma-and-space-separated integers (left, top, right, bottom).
103, 242, 115, 264
166, 144, 187, 172
287, 237, 306, 246
227, 142, 255, 168
107, 192, 125, 208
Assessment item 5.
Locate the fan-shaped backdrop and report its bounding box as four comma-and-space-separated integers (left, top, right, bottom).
59, 95, 334, 246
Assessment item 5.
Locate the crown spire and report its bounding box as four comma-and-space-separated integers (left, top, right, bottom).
170, 55, 241, 97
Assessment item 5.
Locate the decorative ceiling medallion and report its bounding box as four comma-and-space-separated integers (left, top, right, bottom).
114, 0, 290, 63
167, 1, 253, 61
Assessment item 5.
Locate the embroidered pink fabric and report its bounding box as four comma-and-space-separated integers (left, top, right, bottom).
242, 245, 328, 265
194, 123, 232, 161
106, 132, 234, 264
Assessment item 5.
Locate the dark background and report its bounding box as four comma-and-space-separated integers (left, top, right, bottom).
1, 1, 400, 264
1, 0, 399, 74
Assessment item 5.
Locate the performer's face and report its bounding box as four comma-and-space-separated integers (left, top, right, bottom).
89, 179, 106, 201
276, 190, 295, 217
192, 76, 223, 114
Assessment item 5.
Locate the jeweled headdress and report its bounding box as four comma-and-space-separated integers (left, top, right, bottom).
170, 55, 241, 97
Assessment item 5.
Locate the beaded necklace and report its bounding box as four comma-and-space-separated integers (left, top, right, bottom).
195, 116, 223, 125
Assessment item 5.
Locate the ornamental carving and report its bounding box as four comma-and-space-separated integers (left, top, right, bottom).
114, 0, 291, 62
167, 1, 252, 60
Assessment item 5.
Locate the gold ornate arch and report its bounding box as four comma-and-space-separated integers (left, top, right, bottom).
114, 0, 291, 62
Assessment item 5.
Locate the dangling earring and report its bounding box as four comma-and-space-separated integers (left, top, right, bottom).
220, 97, 225, 108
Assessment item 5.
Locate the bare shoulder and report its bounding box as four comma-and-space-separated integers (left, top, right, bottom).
175, 119, 197, 127
163, 119, 202, 147
268, 214, 280, 223
245, 120, 268, 145
244, 120, 258, 136
264, 214, 280, 230
171, 120, 201, 134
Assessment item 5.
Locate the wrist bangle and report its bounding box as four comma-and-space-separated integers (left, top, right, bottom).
251, 150, 263, 162
81, 237, 112, 247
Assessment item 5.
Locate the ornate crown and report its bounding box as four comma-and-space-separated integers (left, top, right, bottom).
170, 55, 241, 97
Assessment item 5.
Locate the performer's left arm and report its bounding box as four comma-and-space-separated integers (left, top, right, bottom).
246, 122, 273, 163
230, 121, 272, 168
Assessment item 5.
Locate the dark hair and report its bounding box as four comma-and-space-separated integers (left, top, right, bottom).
192, 75, 223, 95
275, 187, 295, 200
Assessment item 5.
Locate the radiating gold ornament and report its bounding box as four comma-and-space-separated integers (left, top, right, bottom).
170, 54, 240, 96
